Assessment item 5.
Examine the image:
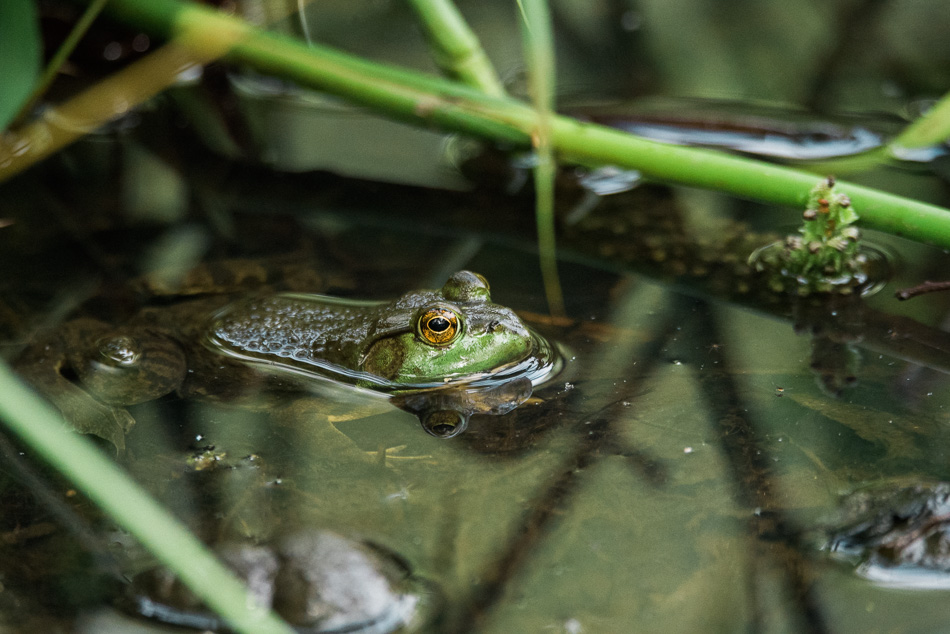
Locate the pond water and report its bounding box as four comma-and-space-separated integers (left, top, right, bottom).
4, 143, 950, 633
3, 1, 950, 632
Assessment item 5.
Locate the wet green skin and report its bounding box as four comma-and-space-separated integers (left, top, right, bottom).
16, 271, 539, 435
208, 270, 535, 385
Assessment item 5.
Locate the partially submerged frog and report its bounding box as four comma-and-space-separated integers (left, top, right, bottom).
126, 530, 426, 633
16, 270, 559, 446
821, 480, 950, 588
209, 270, 551, 386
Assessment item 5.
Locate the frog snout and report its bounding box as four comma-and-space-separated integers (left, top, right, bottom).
479, 316, 529, 338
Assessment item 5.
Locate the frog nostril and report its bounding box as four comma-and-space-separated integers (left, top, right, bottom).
59, 364, 81, 384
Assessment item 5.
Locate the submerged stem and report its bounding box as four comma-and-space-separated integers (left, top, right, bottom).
519, 0, 563, 315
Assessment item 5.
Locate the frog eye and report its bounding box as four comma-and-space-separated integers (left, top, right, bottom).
95, 335, 142, 367
418, 307, 461, 346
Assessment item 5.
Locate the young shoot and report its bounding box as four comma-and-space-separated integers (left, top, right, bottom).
752, 177, 872, 295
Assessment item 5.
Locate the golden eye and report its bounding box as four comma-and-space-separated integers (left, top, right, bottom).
418, 307, 460, 346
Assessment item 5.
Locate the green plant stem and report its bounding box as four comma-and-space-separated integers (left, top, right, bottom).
51, 0, 950, 250
13, 0, 109, 127
519, 0, 563, 315
799, 91, 950, 175
890, 90, 950, 151
0, 362, 295, 634
407, 0, 506, 97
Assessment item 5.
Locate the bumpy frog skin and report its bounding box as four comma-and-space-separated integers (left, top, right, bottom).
207, 270, 547, 387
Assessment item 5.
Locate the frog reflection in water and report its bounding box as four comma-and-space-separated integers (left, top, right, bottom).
17, 270, 558, 444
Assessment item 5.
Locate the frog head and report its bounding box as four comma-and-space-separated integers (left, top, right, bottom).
360, 271, 536, 384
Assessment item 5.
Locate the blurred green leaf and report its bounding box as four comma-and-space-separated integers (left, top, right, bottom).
0, 0, 41, 130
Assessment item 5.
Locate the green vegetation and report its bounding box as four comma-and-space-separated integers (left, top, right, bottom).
1, 1, 949, 631
0, 363, 296, 634
890, 90, 950, 152
754, 177, 872, 295
2, 0, 949, 248
518, 0, 562, 313
407, 0, 506, 96
0, 0, 40, 129
64, 0, 950, 250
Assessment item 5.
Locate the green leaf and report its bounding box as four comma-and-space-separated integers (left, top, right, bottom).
0, 0, 41, 130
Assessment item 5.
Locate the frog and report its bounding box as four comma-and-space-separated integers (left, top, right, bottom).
208, 270, 547, 385
14, 269, 559, 448
124, 529, 426, 633
820, 480, 950, 587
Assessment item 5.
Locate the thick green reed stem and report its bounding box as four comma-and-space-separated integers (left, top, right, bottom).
64, 0, 950, 249
407, 0, 506, 96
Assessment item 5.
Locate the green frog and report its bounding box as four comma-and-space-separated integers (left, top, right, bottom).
207, 270, 551, 387
15, 270, 559, 447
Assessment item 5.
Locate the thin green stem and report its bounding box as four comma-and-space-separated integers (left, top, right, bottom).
38, 0, 950, 250
519, 0, 563, 315
407, 0, 506, 97
799, 91, 950, 174
889, 90, 950, 152
13, 0, 109, 126
0, 362, 295, 634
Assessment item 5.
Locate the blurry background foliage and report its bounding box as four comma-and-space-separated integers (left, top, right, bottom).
279, 0, 950, 108
0, 0, 40, 130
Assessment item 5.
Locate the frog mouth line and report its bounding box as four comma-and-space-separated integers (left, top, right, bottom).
203, 327, 562, 396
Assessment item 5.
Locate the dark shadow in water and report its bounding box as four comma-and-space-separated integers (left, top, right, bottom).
0, 431, 123, 622
453, 298, 680, 633
687, 301, 828, 634
0, 432, 121, 580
